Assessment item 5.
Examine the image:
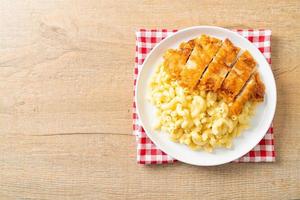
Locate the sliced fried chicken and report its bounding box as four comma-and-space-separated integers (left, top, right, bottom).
199, 39, 240, 91
179, 35, 222, 89
219, 50, 256, 102
163, 39, 195, 79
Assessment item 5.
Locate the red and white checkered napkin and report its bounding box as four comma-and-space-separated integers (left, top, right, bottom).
133, 29, 275, 164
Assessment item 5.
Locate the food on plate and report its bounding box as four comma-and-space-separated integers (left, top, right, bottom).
199, 39, 240, 91
252, 72, 265, 102
229, 75, 256, 115
180, 35, 222, 89
149, 34, 265, 152
229, 72, 265, 115
163, 39, 195, 79
219, 51, 256, 102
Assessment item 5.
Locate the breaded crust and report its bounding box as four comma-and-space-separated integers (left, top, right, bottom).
219, 50, 256, 102
179, 35, 222, 89
163, 39, 195, 79
199, 39, 240, 91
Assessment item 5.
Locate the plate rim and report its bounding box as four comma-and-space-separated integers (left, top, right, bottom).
135, 26, 277, 166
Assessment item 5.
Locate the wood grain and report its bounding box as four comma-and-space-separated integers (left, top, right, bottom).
0, 0, 299, 199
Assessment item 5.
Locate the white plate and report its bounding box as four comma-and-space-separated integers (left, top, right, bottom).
136, 26, 276, 166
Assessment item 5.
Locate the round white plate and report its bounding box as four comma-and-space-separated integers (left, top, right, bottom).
136, 26, 276, 166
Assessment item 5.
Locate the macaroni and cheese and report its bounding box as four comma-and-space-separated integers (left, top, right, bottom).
149, 64, 256, 152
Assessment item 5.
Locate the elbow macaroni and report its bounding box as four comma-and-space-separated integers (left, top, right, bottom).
149, 64, 256, 152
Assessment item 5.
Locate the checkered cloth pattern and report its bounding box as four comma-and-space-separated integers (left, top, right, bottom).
133, 29, 275, 164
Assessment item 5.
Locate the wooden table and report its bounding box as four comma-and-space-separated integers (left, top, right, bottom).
0, 1, 299, 199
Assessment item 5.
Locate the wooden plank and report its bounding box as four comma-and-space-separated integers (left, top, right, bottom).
0, 134, 299, 199
0, 0, 299, 199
